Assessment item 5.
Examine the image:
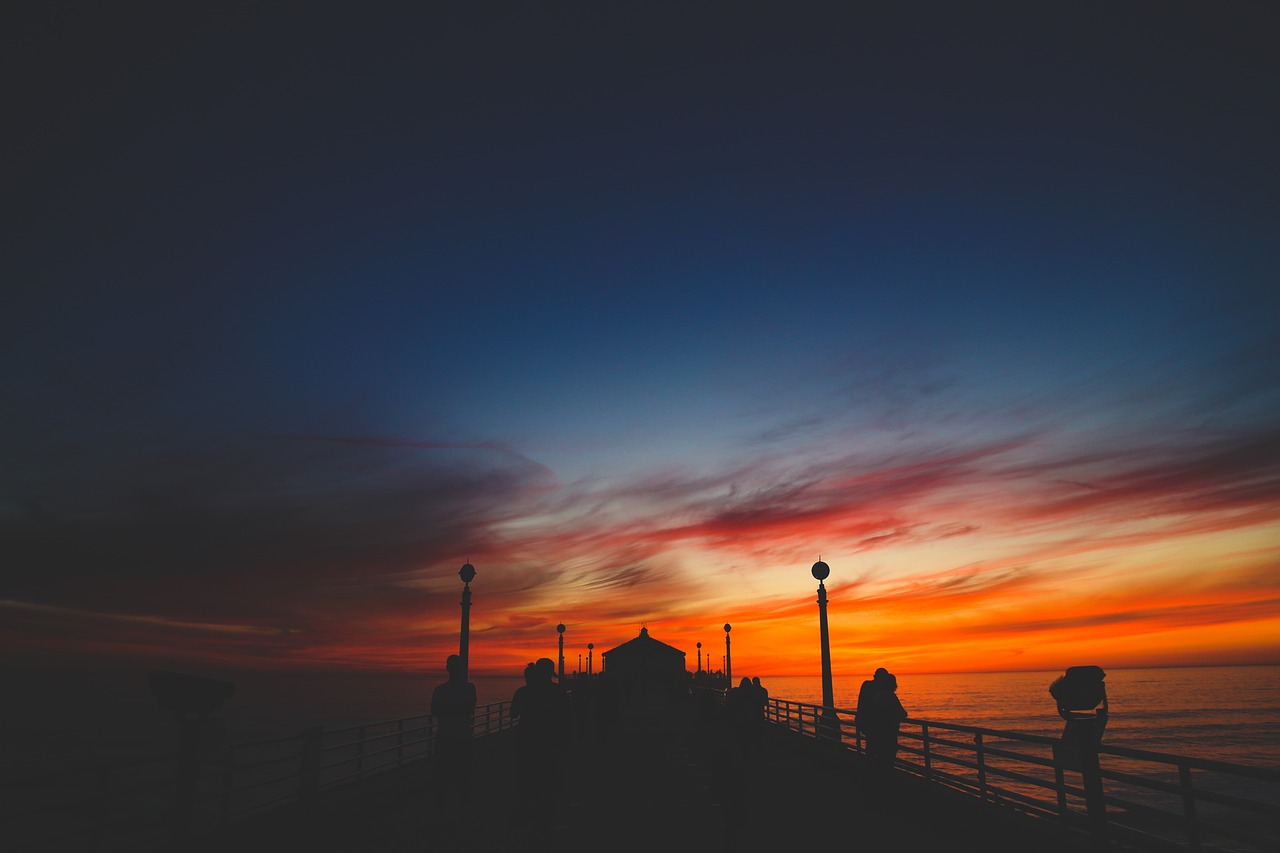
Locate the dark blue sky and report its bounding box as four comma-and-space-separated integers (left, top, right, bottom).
4, 2, 1279, 675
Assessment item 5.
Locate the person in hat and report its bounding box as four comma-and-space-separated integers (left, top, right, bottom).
509, 657, 571, 847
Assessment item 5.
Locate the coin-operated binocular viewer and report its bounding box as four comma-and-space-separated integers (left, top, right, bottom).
1049, 665, 1108, 848
148, 671, 235, 842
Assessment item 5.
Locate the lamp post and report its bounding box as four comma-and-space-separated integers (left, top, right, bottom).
723, 623, 732, 685
696, 642, 702, 673
458, 562, 476, 681
557, 623, 566, 680
812, 559, 839, 740
587, 643, 594, 678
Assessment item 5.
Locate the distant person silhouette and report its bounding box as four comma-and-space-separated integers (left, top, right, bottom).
726, 676, 762, 763
429, 654, 476, 820
862, 670, 907, 781
750, 676, 769, 746
510, 657, 571, 849
855, 666, 890, 744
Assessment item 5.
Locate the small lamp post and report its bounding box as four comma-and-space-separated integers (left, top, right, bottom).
458, 562, 476, 681
723, 623, 732, 685
812, 559, 839, 740
557, 623, 566, 680
587, 643, 594, 678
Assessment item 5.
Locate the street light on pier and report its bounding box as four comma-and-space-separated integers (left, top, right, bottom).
458, 562, 476, 681
811, 559, 839, 739
556, 623, 566, 680
588, 643, 594, 678
723, 623, 732, 685
696, 642, 702, 673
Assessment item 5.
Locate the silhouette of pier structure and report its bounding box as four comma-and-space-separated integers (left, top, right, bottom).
8, 568, 1280, 853
9, 652, 1279, 852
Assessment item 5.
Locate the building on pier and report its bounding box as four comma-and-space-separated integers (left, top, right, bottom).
600, 626, 687, 707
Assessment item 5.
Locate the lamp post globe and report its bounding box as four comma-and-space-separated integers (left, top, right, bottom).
811, 560, 830, 581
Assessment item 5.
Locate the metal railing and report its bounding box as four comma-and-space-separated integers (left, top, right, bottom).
3, 701, 515, 853
765, 697, 1280, 853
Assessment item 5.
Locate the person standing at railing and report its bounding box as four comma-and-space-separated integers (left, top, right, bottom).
862, 670, 908, 782
750, 676, 769, 748
430, 654, 477, 824
855, 666, 889, 745
510, 657, 572, 850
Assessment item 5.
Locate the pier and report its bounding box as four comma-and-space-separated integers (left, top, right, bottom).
11, 686, 1278, 853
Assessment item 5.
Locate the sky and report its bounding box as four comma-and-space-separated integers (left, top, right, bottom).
4, 2, 1279, 685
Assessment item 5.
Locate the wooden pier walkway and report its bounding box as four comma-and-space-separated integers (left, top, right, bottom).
185, 695, 1095, 853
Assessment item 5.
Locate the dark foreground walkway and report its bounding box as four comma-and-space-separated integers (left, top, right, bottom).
186, 696, 1096, 853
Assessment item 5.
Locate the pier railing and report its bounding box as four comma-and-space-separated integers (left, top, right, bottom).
4, 701, 515, 853
766, 697, 1280, 853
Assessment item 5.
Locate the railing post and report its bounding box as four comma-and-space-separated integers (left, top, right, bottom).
300, 727, 323, 803
975, 732, 988, 801
921, 724, 932, 780
1178, 764, 1201, 851
1055, 763, 1068, 822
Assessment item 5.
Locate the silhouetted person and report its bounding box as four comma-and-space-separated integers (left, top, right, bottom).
862, 670, 907, 782
429, 654, 476, 821
725, 676, 761, 764
750, 676, 769, 746
1051, 666, 1110, 847
855, 666, 890, 745
510, 657, 571, 849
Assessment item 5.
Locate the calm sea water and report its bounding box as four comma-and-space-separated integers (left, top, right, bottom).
6, 664, 1278, 774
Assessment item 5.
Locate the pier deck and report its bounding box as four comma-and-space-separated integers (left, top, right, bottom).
188, 696, 1094, 853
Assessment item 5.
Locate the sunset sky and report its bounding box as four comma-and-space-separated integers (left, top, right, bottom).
4, 3, 1278, 684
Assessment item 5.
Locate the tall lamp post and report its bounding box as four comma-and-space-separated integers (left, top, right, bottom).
696, 642, 702, 673
458, 562, 476, 681
557, 623, 566, 680
812, 559, 839, 739
724, 623, 732, 685
587, 643, 594, 678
